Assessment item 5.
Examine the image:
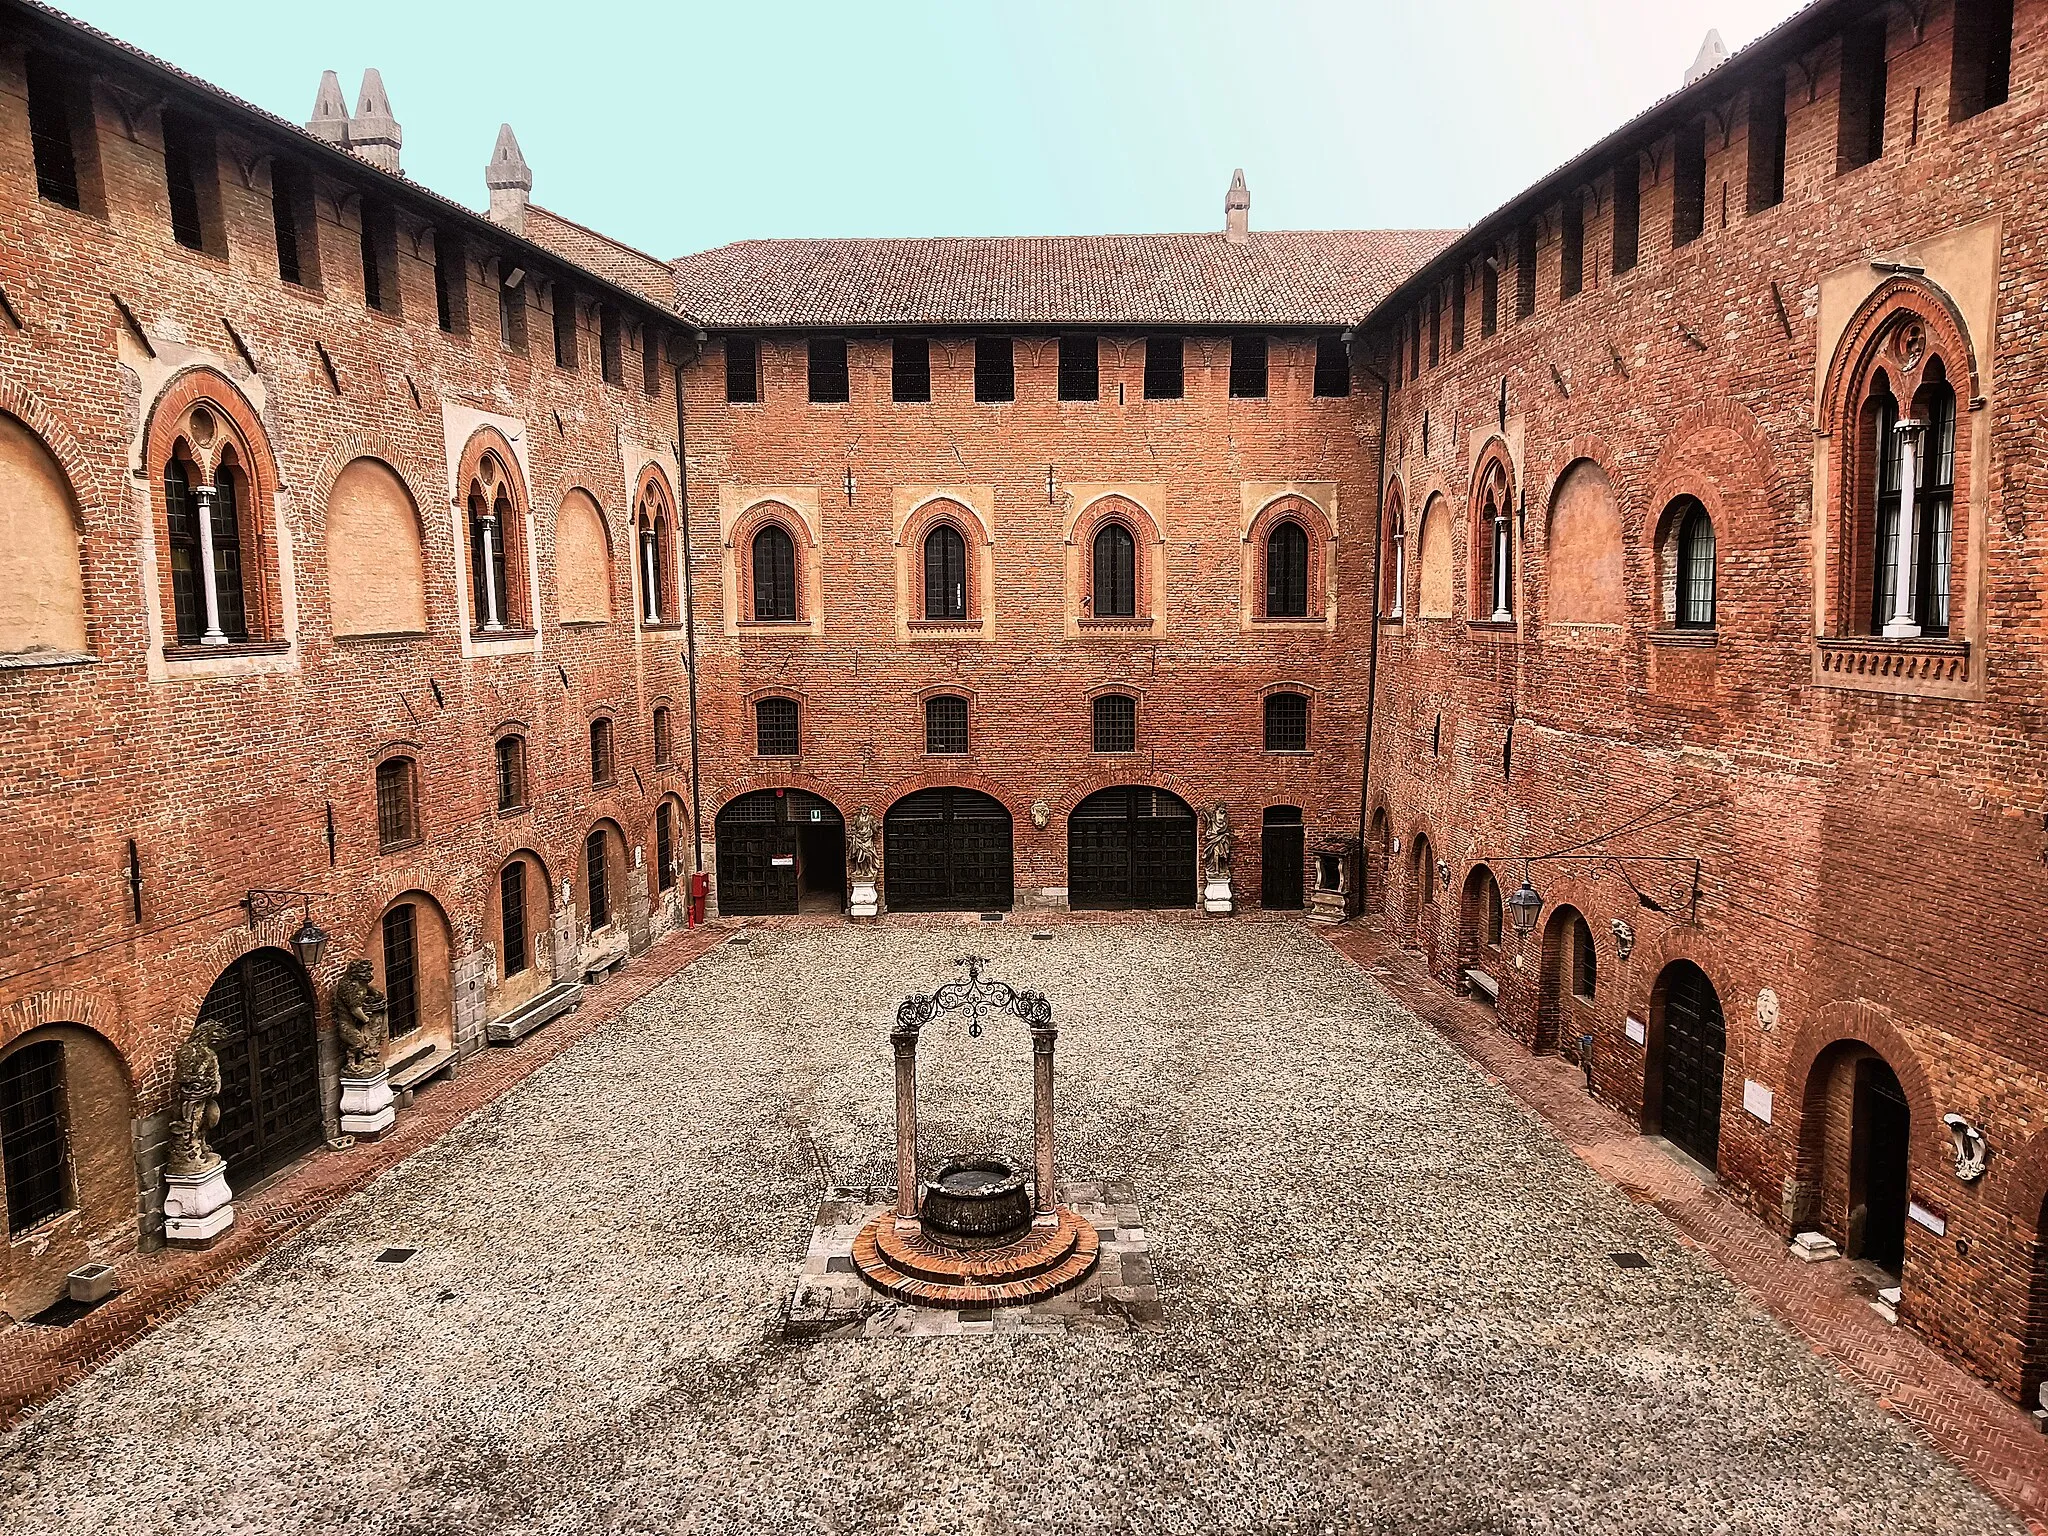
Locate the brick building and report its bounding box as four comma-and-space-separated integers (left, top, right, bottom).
1, 0, 2046, 1414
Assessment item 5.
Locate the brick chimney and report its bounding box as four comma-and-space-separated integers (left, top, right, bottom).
349, 69, 402, 174
486, 124, 532, 235
1225, 169, 1250, 245
306, 70, 350, 148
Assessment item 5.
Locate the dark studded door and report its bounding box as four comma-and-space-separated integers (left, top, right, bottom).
198, 948, 322, 1186
1658, 961, 1726, 1169
1261, 807, 1304, 909
884, 789, 1013, 911
715, 791, 798, 916
1852, 1059, 1911, 1274
1068, 787, 1196, 910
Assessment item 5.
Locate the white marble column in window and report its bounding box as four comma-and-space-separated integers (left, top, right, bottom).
194, 483, 227, 645
480, 515, 504, 632
641, 532, 660, 623
1390, 530, 1406, 619
1884, 418, 1925, 640
1491, 513, 1512, 622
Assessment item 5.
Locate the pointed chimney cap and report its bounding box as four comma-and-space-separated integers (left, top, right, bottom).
349, 68, 402, 172
487, 123, 533, 192
1224, 168, 1250, 244
1226, 168, 1250, 210
307, 69, 350, 146
1683, 29, 1728, 86
355, 68, 394, 123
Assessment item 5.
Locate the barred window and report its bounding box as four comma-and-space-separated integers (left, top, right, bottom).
589, 718, 615, 784
1264, 692, 1310, 752
1058, 335, 1099, 401
725, 336, 759, 403
1676, 504, 1717, 629
925, 695, 969, 755
757, 697, 799, 756
974, 336, 1015, 402
656, 803, 677, 892
0, 1043, 71, 1236
923, 524, 967, 620
495, 735, 526, 812
1265, 520, 1311, 619
382, 902, 419, 1037
163, 109, 212, 254
892, 337, 931, 403
1313, 335, 1351, 397
751, 524, 798, 621
1572, 915, 1598, 1000
1229, 335, 1268, 398
586, 829, 611, 929
26, 54, 85, 211
500, 860, 528, 978
1091, 523, 1136, 618
1143, 335, 1184, 399
808, 336, 849, 403
652, 706, 673, 766
375, 757, 418, 850
1092, 693, 1136, 753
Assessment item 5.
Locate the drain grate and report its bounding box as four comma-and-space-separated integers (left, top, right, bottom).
1031, 931, 1054, 941
377, 1247, 417, 1264
1610, 1251, 1649, 1270
979, 912, 1004, 922
727, 933, 752, 946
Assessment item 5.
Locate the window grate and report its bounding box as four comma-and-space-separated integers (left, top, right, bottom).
808, 337, 849, 403
925, 695, 969, 755
501, 860, 528, 978
1573, 916, 1598, 1000
590, 718, 615, 784
1093, 693, 1136, 754
382, 902, 419, 1038
1143, 335, 1183, 399
1264, 692, 1309, 752
1677, 504, 1717, 629
0, 1042, 70, 1236
375, 758, 416, 849
496, 735, 526, 812
923, 525, 967, 620
1091, 523, 1137, 618
1229, 335, 1268, 398
1313, 335, 1351, 397
725, 336, 758, 402
164, 458, 204, 644
586, 830, 611, 930
1265, 521, 1310, 619
163, 111, 208, 252
1058, 335, 1098, 401
26, 56, 81, 210
656, 803, 676, 892
751, 524, 797, 621
892, 337, 931, 403
756, 698, 800, 757
974, 336, 1014, 402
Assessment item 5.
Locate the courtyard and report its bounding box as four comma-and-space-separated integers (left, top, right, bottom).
0, 921, 2016, 1535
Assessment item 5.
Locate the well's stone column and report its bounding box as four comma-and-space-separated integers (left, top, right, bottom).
892, 1021, 920, 1227
1031, 1019, 1058, 1225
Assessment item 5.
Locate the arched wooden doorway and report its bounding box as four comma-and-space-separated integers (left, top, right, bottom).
1649, 960, 1726, 1170
1068, 787, 1196, 910
715, 789, 845, 916
884, 788, 1013, 911
195, 947, 323, 1185
1849, 1056, 1911, 1273
1538, 905, 1594, 1057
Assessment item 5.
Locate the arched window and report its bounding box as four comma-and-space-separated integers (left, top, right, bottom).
166, 447, 250, 645
1867, 370, 1902, 634
654, 800, 681, 893
652, 705, 673, 766
495, 733, 526, 812
0, 1040, 71, 1234
923, 523, 967, 620
1572, 913, 1597, 999
1265, 520, 1310, 618
756, 697, 799, 756
636, 474, 674, 624
375, 757, 418, 850
589, 717, 615, 784
1475, 457, 1514, 621
1382, 491, 1407, 619
585, 829, 612, 930
752, 523, 797, 622
467, 474, 517, 632
1091, 522, 1136, 618
499, 859, 529, 977
1907, 358, 1956, 637
382, 901, 420, 1037
1676, 502, 1717, 629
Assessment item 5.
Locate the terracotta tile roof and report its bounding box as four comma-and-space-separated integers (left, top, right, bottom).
670, 229, 1460, 331
523, 206, 677, 306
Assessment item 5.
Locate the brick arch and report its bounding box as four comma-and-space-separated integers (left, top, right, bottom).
631, 460, 675, 510
0, 377, 112, 514
1048, 768, 1206, 824
876, 769, 1020, 819
1645, 401, 1774, 551
1819, 274, 1983, 427
143, 367, 280, 496
1533, 433, 1627, 527
705, 769, 847, 821
1065, 491, 1161, 548
0, 989, 136, 1083
899, 493, 992, 549
1247, 493, 1333, 623
171, 926, 326, 1039
1627, 923, 1738, 1020
1781, 998, 1943, 1169
2002, 1124, 2048, 1225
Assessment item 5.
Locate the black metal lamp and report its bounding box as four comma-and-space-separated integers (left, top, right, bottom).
289, 914, 330, 970
1507, 878, 1543, 937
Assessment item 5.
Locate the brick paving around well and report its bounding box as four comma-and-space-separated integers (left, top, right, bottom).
1324, 919, 2048, 1534
0, 921, 727, 1427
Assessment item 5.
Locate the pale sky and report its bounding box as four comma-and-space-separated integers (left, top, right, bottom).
61, 0, 1806, 256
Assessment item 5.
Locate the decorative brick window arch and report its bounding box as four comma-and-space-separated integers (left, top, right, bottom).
1469, 443, 1517, 624
144, 369, 284, 650
1381, 480, 1407, 619
1819, 279, 1977, 646
455, 427, 532, 634
633, 464, 678, 626
1068, 494, 1164, 634
1246, 494, 1333, 625
732, 501, 812, 626
1654, 495, 1718, 629
901, 497, 986, 628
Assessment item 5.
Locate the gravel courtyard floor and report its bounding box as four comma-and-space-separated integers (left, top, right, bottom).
0, 921, 2017, 1536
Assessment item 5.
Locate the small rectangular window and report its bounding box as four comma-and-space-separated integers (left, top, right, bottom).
495, 735, 526, 812
1952, 0, 2013, 122
499, 267, 527, 352
1838, 18, 1889, 173
1143, 335, 1183, 399
924, 695, 969, 755
1747, 79, 1787, 213
162, 109, 220, 256
809, 336, 849, 403
590, 718, 614, 784
725, 336, 760, 402
1427, 295, 1440, 369
652, 706, 672, 765
974, 336, 1014, 402
1612, 158, 1641, 274
375, 759, 418, 850
1312, 335, 1351, 397
1671, 120, 1706, 247
1230, 334, 1268, 397
26, 54, 96, 214
552, 283, 579, 368
1058, 334, 1099, 401
434, 234, 468, 334
1515, 224, 1538, 319
360, 199, 400, 315
1481, 261, 1499, 337
1263, 692, 1310, 752
643, 326, 664, 395
1092, 693, 1136, 754
1560, 197, 1584, 299
1450, 279, 1466, 354
756, 698, 800, 756
600, 306, 624, 385
271, 164, 304, 286
892, 336, 930, 402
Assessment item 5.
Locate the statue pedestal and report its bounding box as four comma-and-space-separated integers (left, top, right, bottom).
1204, 876, 1233, 915
163, 1158, 234, 1249
339, 1070, 396, 1138
849, 880, 880, 920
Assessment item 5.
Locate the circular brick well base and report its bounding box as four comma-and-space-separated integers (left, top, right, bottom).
852, 1206, 1100, 1308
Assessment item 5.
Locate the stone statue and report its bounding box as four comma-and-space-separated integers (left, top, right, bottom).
849, 807, 880, 884
166, 1021, 224, 1177
332, 959, 389, 1078
1202, 802, 1233, 879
